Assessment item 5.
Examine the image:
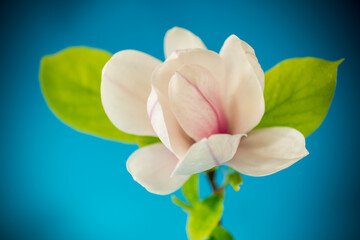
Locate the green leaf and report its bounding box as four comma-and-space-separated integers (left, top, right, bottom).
256, 57, 342, 137
182, 174, 199, 205
40, 47, 155, 144
187, 193, 224, 240
136, 136, 161, 147
171, 196, 192, 212
228, 171, 242, 191
208, 226, 234, 240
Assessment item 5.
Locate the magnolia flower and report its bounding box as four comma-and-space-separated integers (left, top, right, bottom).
101, 27, 308, 195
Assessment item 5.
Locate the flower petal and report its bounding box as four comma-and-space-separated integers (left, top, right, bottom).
226, 127, 309, 176
148, 84, 193, 158
220, 35, 265, 134
147, 88, 172, 150
126, 143, 189, 195
101, 50, 161, 136
151, 49, 226, 158
164, 27, 206, 59
172, 134, 245, 176
168, 64, 228, 141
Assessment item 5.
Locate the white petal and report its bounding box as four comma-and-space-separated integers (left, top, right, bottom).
226, 127, 309, 176
147, 88, 172, 151
168, 65, 228, 141
101, 50, 161, 136
126, 143, 189, 195
164, 27, 206, 59
172, 134, 245, 176
220, 35, 265, 134
151, 49, 226, 158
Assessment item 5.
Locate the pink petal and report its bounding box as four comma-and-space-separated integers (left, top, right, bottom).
164, 27, 206, 59
101, 50, 161, 136
226, 127, 309, 176
148, 85, 193, 158
126, 143, 189, 195
151, 49, 226, 158
172, 134, 245, 176
220, 35, 265, 134
168, 64, 228, 141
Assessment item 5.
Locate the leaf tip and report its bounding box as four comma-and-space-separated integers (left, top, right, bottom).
336, 58, 345, 66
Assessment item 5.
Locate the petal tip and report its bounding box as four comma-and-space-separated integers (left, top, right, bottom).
229, 34, 239, 40
167, 26, 183, 33
303, 148, 310, 158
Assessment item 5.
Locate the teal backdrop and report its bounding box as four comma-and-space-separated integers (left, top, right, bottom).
1, 0, 359, 239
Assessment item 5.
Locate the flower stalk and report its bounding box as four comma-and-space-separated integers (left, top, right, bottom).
206, 169, 223, 194
206, 169, 224, 226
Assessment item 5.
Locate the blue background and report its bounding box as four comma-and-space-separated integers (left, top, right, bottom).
1, 0, 359, 239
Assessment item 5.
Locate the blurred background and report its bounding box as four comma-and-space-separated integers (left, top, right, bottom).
1, 0, 359, 239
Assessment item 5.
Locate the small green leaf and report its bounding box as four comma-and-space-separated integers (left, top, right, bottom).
256, 57, 342, 137
40, 47, 155, 144
172, 196, 192, 212
208, 226, 234, 240
182, 174, 199, 205
187, 193, 224, 240
228, 171, 243, 191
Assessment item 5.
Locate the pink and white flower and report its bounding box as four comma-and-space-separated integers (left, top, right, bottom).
101, 27, 308, 195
